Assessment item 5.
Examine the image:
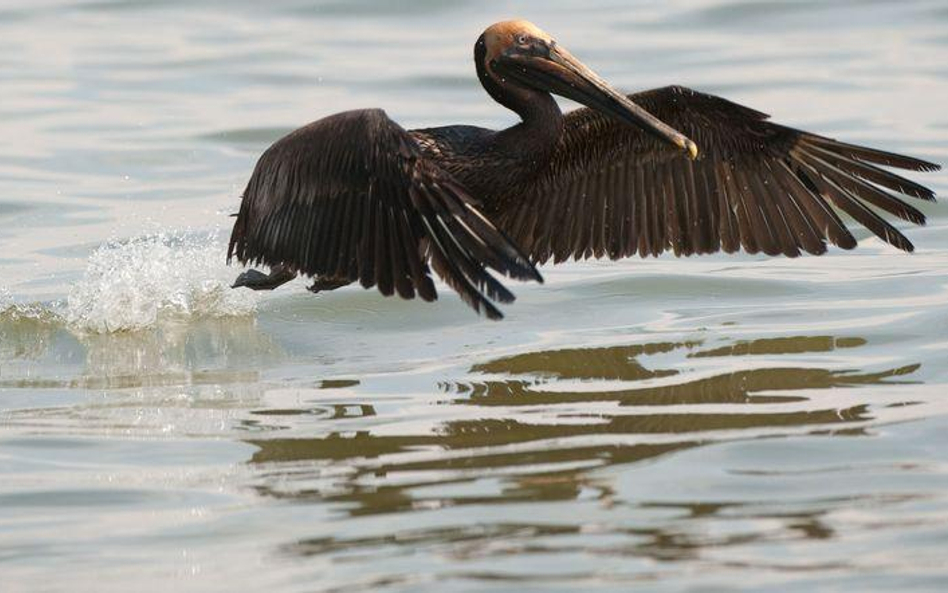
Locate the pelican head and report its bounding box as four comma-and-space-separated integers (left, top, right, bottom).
479, 20, 698, 159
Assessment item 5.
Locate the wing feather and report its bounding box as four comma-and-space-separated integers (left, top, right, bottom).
712, 162, 740, 253
228, 109, 541, 318
495, 86, 938, 263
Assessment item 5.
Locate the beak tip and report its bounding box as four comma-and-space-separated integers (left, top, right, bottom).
678, 138, 698, 160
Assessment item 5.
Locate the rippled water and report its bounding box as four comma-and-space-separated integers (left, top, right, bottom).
2, 1, 948, 591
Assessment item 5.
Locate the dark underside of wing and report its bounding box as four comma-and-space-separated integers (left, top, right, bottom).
228, 108, 540, 319
499, 86, 940, 264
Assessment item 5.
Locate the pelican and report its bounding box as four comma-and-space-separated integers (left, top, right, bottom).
228, 19, 939, 319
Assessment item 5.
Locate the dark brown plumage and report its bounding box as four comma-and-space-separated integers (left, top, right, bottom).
497, 85, 938, 263
228, 109, 540, 319
229, 20, 939, 319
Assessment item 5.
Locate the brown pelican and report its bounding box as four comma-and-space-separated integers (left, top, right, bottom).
228, 20, 939, 319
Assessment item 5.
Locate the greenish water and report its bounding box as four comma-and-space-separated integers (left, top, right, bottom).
2, 1, 948, 591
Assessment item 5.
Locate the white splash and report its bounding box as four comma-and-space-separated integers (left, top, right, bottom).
66, 230, 257, 333
0, 286, 58, 324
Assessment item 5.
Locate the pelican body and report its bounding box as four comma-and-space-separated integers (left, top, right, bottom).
229, 20, 939, 319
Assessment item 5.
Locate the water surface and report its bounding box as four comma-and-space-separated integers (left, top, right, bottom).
2, 1, 948, 591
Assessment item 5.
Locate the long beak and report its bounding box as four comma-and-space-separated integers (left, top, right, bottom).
494, 44, 698, 159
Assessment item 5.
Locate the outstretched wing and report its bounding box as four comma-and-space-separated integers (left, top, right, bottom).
228, 108, 541, 319
498, 86, 939, 263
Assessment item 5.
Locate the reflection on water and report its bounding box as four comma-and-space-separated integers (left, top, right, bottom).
0, 315, 279, 390
226, 329, 948, 590
246, 335, 919, 523
459, 337, 917, 407
284, 497, 880, 568
0, 303, 61, 361
78, 318, 278, 389
470, 341, 698, 381
689, 336, 867, 358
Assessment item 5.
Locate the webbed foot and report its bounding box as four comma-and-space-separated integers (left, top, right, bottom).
232, 266, 296, 290
307, 277, 351, 294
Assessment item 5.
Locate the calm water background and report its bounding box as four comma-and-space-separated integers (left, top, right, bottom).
2, 1, 948, 591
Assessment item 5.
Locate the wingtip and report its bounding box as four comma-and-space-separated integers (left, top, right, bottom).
912, 158, 941, 173
482, 300, 505, 321
518, 261, 544, 284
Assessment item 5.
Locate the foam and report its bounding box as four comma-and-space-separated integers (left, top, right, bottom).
0, 287, 60, 325
65, 230, 257, 333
